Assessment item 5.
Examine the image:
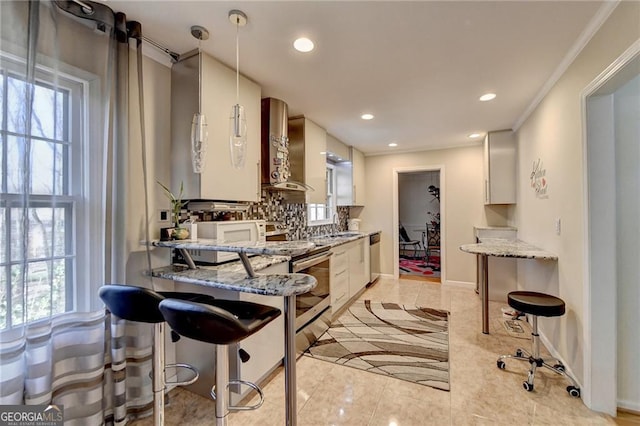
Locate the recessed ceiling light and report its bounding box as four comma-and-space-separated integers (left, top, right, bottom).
479, 93, 496, 102
388, 142, 398, 147
361, 113, 374, 120
293, 37, 314, 53
468, 133, 482, 139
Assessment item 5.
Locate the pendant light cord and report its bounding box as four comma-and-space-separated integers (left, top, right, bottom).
235, 19, 240, 102
198, 38, 202, 113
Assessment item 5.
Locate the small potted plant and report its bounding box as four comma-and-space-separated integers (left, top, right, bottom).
157, 181, 190, 240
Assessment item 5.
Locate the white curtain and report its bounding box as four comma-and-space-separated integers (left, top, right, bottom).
0, 1, 153, 424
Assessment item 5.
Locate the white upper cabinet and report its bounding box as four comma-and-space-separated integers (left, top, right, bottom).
483, 130, 516, 205
288, 117, 327, 204
335, 146, 366, 206
171, 51, 261, 202
351, 147, 366, 206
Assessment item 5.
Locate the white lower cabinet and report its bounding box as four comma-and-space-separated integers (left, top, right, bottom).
330, 237, 370, 315
330, 245, 350, 315
174, 261, 286, 405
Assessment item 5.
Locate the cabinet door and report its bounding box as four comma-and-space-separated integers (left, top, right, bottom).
484, 130, 516, 205
348, 239, 367, 297
351, 147, 366, 206
330, 246, 349, 314
304, 119, 327, 204
200, 53, 261, 202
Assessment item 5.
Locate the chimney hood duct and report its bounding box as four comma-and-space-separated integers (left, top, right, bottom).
261, 98, 312, 192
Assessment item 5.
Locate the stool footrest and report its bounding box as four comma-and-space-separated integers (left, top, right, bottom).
164, 363, 199, 386
210, 379, 265, 411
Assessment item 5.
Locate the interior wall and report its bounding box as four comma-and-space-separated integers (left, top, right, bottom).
514, 1, 640, 390
614, 73, 640, 410
362, 145, 488, 285
398, 171, 440, 242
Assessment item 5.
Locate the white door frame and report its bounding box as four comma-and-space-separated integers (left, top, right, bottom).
581, 39, 640, 415
392, 165, 445, 283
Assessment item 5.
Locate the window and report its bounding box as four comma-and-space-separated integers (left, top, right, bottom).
0, 58, 83, 329
308, 164, 336, 225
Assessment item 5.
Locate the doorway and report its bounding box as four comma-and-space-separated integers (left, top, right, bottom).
583, 41, 640, 415
392, 166, 445, 283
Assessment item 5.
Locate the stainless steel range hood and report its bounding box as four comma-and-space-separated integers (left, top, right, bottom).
261, 98, 312, 192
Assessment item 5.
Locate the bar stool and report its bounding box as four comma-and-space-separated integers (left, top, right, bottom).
99, 285, 218, 425
158, 298, 282, 426
496, 291, 581, 397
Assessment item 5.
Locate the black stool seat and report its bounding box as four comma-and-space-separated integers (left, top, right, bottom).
99, 284, 219, 323
508, 291, 565, 318
159, 299, 282, 345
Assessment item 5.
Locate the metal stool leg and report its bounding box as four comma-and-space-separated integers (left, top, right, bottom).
214, 344, 230, 426
153, 323, 165, 426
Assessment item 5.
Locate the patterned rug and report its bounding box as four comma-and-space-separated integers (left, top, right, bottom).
399, 256, 441, 278
304, 300, 450, 391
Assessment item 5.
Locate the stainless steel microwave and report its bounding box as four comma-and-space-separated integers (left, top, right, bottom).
187, 220, 266, 264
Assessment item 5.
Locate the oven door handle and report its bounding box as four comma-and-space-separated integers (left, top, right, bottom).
292, 251, 333, 273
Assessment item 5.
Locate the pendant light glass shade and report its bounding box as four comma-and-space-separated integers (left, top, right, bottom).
189, 26, 209, 174
229, 104, 247, 168
228, 10, 247, 169
191, 112, 208, 173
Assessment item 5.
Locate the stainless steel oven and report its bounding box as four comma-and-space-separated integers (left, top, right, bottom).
290, 246, 332, 352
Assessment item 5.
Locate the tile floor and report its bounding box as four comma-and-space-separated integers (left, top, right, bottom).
133, 277, 634, 425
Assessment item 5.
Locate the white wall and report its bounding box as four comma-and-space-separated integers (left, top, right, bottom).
514, 1, 640, 391
362, 145, 501, 285
398, 171, 440, 242
614, 73, 640, 410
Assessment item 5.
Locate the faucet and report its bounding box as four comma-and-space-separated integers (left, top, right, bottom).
333, 212, 339, 234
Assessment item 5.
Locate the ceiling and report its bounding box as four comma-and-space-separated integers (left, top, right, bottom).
104, 1, 606, 155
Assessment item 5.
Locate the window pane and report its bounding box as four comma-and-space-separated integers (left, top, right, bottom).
309, 206, 316, 221
0, 267, 6, 329
28, 208, 54, 259
53, 207, 66, 257
55, 90, 68, 141
25, 260, 52, 322
7, 136, 25, 194
317, 205, 325, 220
7, 76, 27, 134
10, 208, 24, 262
31, 84, 56, 139
51, 259, 66, 316
10, 264, 24, 326
31, 139, 55, 195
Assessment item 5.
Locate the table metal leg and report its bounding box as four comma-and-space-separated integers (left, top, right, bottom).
284, 295, 297, 426
481, 254, 489, 334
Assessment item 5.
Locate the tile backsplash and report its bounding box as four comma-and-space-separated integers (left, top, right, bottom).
185, 191, 349, 240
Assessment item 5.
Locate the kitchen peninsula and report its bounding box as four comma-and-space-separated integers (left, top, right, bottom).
150, 239, 318, 426
460, 239, 558, 334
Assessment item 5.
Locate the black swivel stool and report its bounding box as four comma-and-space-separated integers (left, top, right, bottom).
159, 298, 282, 426
99, 285, 218, 425
496, 291, 581, 397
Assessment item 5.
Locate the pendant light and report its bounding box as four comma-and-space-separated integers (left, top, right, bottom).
228, 10, 247, 169
190, 25, 209, 173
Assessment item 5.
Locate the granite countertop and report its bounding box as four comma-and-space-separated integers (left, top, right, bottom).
150, 264, 316, 296
307, 231, 372, 248
151, 239, 315, 256
459, 238, 558, 260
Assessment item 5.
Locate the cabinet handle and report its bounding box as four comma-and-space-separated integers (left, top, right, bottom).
484, 179, 489, 203
335, 269, 347, 277
353, 185, 356, 203
257, 162, 261, 200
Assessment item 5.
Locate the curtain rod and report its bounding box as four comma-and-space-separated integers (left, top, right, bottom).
68, 0, 180, 61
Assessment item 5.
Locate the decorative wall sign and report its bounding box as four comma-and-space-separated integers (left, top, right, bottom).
530, 158, 548, 199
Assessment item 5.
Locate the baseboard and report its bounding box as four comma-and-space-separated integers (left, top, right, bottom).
617, 400, 640, 413
443, 280, 475, 290
538, 331, 584, 392
380, 273, 394, 280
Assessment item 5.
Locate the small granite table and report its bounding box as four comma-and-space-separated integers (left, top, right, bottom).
459, 238, 558, 334
150, 239, 317, 426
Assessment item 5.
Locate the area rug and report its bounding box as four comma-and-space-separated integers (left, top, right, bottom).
304, 300, 450, 391
399, 257, 440, 278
